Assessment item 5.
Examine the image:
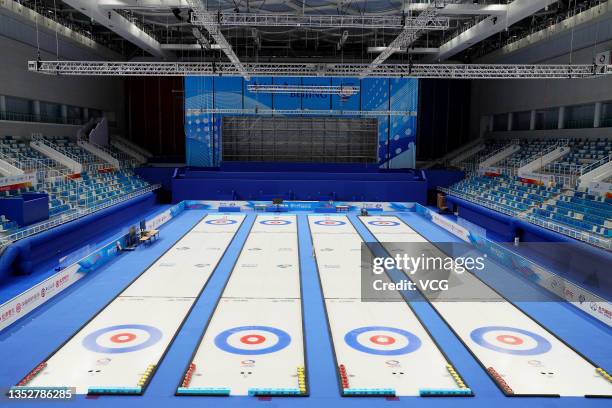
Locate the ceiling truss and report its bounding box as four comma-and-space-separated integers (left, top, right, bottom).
28, 61, 612, 79
191, 12, 450, 30
186, 109, 415, 116
246, 84, 360, 95
359, 8, 440, 77
185, 0, 249, 79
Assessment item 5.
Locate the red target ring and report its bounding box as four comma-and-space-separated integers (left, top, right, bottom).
240, 335, 266, 345
206, 219, 237, 225
260, 220, 291, 226
496, 335, 523, 346
368, 220, 400, 227
314, 220, 346, 226
110, 333, 137, 343
370, 335, 396, 345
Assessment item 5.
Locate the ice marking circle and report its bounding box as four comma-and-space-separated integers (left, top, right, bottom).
206, 219, 237, 225
83, 324, 163, 354
344, 326, 421, 355
215, 326, 291, 355
470, 326, 552, 356
314, 220, 346, 226
260, 220, 291, 225
368, 220, 400, 227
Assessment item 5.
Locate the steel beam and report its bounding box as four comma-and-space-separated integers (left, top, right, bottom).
191, 12, 449, 29
246, 84, 360, 95
27, 61, 612, 79
161, 43, 221, 50
359, 8, 442, 78
185, 0, 250, 80
367, 47, 439, 54
186, 108, 415, 117
428, 0, 559, 62
98, 0, 188, 9
404, 3, 509, 16
62, 0, 171, 59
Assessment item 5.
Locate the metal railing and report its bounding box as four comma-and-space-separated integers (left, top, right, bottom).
0, 110, 83, 126
111, 135, 153, 159
0, 152, 24, 170
70, 177, 95, 209
31, 135, 84, 164
84, 162, 116, 173
441, 184, 612, 251
457, 161, 479, 176
492, 165, 518, 177
524, 213, 611, 250
542, 161, 582, 173
430, 138, 485, 169
476, 140, 519, 165
0, 150, 70, 180
580, 152, 612, 176
438, 187, 519, 217
524, 139, 569, 168
0, 184, 160, 248
543, 161, 594, 187
108, 140, 146, 166
87, 141, 136, 168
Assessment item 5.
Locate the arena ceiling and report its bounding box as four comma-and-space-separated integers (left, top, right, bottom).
16, 1, 608, 63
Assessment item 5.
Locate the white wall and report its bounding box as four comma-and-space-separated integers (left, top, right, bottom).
471, 68, 612, 138
0, 36, 125, 139
470, 17, 612, 139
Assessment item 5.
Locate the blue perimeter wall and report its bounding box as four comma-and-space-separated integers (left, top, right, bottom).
0, 193, 156, 282
134, 166, 468, 204
185, 76, 419, 168
171, 165, 427, 203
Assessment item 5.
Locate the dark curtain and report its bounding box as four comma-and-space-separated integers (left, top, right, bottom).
125, 77, 185, 162
417, 79, 472, 161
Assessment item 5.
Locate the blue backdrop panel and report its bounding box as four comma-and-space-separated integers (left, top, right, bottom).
361, 78, 390, 167
361, 78, 390, 111
214, 77, 243, 109
272, 77, 302, 110
244, 77, 273, 110
184, 76, 419, 168
185, 77, 215, 166
214, 77, 242, 163
302, 77, 331, 110
331, 77, 360, 111
388, 78, 418, 169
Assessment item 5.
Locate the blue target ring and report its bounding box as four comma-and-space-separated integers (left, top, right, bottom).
83, 324, 162, 354
344, 326, 421, 356
215, 326, 291, 355
260, 220, 291, 226
368, 220, 400, 227
206, 219, 237, 225
470, 326, 552, 356
314, 220, 346, 226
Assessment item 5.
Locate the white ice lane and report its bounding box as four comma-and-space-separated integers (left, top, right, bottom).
180, 215, 306, 397
308, 215, 469, 397
19, 214, 245, 395
361, 215, 612, 397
